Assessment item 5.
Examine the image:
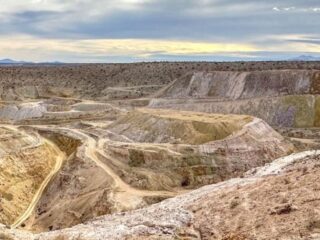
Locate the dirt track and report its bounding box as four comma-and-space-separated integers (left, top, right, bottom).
8, 124, 183, 229
10, 137, 66, 229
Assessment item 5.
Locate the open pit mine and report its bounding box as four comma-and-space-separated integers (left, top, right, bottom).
1, 62, 320, 240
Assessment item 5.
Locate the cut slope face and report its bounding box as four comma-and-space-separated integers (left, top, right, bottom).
0, 127, 66, 226
155, 70, 318, 100
108, 108, 253, 144
0, 102, 46, 122
0, 100, 124, 124
150, 70, 320, 128
150, 95, 320, 128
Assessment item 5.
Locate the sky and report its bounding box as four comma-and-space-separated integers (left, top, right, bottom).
0, 0, 320, 62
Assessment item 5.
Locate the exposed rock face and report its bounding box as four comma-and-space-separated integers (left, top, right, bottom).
150, 95, 320, 127
0, 103, 47, 122
155, 70, 317, 99
0, 86, 77, 101
150, 70, 320, 127
0, 100, 124, 124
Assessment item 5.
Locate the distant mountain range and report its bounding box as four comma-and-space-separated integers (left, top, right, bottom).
0, 58, 64, 65
0, 58, 30, 64
1, 56, 320, 65
290, 55, 320, 61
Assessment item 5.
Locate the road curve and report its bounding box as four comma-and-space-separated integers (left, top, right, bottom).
62, 127, 179, 197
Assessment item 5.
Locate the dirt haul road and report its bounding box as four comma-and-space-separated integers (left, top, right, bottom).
11, 138, 66, 229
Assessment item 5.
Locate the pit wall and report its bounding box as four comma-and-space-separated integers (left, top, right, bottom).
156, 70, 320, 100
104, 118, 294, 189
0, 86, 77, 101
149, 95, 320, 128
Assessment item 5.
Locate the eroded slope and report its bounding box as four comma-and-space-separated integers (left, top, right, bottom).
154, 70, 319, 99
150, 70, 320, 128
0, 127, 66, 226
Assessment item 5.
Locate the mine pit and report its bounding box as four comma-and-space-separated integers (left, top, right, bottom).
1, 63, 320, 239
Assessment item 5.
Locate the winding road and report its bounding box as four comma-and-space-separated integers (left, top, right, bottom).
52, 126, 179, 197
11, 138, 66, 229
10, 124, 180, 229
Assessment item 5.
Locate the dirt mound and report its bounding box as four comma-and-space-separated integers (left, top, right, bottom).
108, 108, 253, 144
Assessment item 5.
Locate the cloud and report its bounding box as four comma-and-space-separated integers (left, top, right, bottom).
272, 5, 320, 12
0, 35, 319, 62
287, 36, 320, 45
0, 36, 257, 61
0, 0, 319, 61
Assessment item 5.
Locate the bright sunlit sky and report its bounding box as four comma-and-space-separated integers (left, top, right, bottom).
0, 0, 320, 62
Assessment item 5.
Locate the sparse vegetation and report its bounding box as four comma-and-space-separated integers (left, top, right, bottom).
1, 62, 320, 239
